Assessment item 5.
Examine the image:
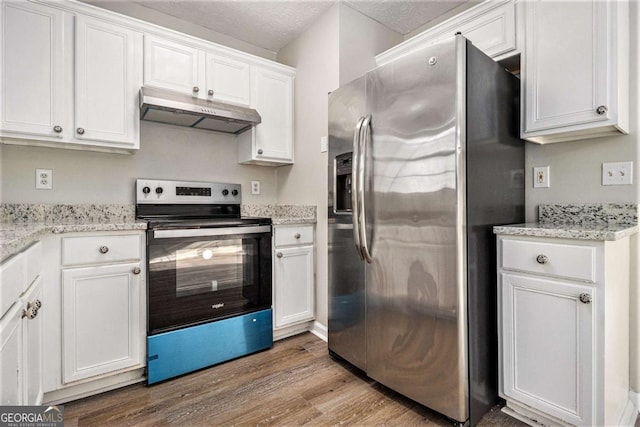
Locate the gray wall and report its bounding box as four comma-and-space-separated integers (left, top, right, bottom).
1, 121, 278, 204
276, 3, 401, 329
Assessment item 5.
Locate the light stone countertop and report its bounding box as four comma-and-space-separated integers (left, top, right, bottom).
493, 222, 639, 241
0, 203, 317, 263
0, 220, 148, 263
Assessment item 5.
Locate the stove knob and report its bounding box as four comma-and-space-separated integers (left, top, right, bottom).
222, 189, 229, 196
156, 187, 164, 194
142, 186, 151, 194
231, 189, 239, 196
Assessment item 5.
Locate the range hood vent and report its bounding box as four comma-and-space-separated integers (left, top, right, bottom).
139, 87, 261, 135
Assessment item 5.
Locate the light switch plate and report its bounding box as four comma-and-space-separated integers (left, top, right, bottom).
602, 161, 633, 185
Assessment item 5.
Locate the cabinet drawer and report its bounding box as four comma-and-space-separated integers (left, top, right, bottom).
0, 254, 23, 318
274, 226, 313, 247
23, 242, 42, 291
62, 234, 141, 266
501, 239, 596, 283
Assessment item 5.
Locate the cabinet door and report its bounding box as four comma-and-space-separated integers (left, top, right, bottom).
75, 16, 142, 147
0, 303, 23, 405
62, 262, 142, 383
523, 0, 611, 134
501, 273, 593, 425
22, 277, 43, 405
144, 35, 200, 96
0, 1, 66, 138
274, 245, 314, 328
205, 53, 250, 106
246, 67, 294, 163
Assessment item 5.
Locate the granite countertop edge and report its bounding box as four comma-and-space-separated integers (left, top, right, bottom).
270, 217, 317, 225
1, 221, 147, 263
493, 223, 639, 241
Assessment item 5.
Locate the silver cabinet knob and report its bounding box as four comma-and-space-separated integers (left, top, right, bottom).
536, 254, 548, 264
208, 89, 214, 96
53, 125, 63, 133
76, 127, 85, 135
276, 252, 283, 258
579, 293, 592, 304
22, 305, 38, 320
193, 86, 200, 93
133, 266, 141, 275
33, 299, 42, 310
99, 245, 109, 254
294, 233, 301, 239
257, 148, 263, 155
596, 105, 608, 115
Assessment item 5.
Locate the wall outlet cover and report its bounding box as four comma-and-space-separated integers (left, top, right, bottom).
602, 161, 633, 186
251, 180, 261, 195
533, 166, 550, 188
35, 168, 53, 190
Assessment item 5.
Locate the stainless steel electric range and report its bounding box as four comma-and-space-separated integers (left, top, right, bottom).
136, 179, 273, 384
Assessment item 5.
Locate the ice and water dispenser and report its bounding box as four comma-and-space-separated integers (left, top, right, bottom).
334, 152, 353, 213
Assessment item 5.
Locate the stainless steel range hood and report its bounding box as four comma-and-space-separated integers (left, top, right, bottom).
139, 87, 261, 135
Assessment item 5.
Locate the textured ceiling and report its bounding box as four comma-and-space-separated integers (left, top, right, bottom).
129, 0, 468, 52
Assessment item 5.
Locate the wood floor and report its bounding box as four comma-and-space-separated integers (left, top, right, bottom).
61, 333, 553, 426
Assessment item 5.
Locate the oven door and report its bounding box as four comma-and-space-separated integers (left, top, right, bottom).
147, 225, 272, 335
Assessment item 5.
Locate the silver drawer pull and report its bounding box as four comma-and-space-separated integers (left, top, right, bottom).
294, 233, 301, 239
53, 125, 63, 133
76, 127, 85, 135
276, 252, 283, 258
579, 293, 592, 304
22, 305, 38, 320
99, 246, 109, 254
536, 254, 548, 264
133, 266, 141, 275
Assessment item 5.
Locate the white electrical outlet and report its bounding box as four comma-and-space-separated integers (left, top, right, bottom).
320, 136, 328, 153
35, 168, 53, 190
251, 180, 261, 195
533, 166, 550, 188
602, 161, 633, 185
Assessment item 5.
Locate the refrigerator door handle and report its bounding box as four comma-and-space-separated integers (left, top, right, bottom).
359, 114, 373, 264
352, 116, 365, 261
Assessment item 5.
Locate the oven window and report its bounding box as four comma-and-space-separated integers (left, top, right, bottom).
147, 230, 271, 335
175, 240, 247, 297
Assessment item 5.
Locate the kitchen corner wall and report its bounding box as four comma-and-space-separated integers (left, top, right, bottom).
525, 1, 640, 395
276, 4, 401, 328
0, 122, 278, 205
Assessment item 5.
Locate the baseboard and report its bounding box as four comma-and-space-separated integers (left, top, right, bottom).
310, 321, 327, 342
619, 395, 638, 426
43, 368, 145, 405
630, 389, 640, 409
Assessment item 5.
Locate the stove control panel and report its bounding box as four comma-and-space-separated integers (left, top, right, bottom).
136, 179, 241, 204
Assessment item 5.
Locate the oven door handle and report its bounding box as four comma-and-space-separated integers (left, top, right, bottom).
153, 225, 271, 239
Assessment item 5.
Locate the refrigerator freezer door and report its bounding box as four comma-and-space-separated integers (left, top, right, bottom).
328, 76, 367, 371
365, 38, 468, 422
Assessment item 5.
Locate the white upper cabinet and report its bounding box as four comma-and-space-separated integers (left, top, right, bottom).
75, 16, 142, 148
238, 66, 295, 165
0, 1, 143, 152
376, 0, 519, 67
0, 1, 66, 139
204, 53, 251, 106
521, 0, 629, 143
144, 35, 251, 106
143, 35, 200, 96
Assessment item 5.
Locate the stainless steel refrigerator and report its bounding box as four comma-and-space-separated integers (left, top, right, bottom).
328, 36, 524, 425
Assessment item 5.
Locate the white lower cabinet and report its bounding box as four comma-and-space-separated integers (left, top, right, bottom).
43, 231, 146, 404
0, 303, 22, 405
0, 242, 44, 406
273, 225, 315, 339
497, 235, 635, 426
501, 273, 593, 425
62, 262, 142, 383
